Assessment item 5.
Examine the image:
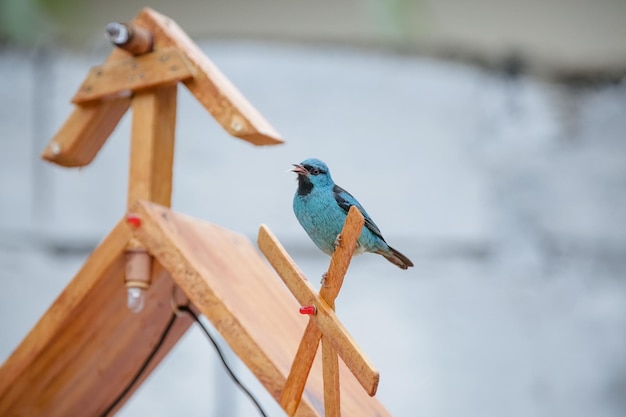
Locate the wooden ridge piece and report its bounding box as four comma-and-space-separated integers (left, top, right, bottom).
133, 8, 283, 146
0, 221, 194, 416
130, 200, 390, 417
72, 48, 193, 103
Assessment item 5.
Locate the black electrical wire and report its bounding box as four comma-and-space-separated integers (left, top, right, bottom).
101, 306, 269, 417
177, 305, 269, 417
101, 312, 178, 417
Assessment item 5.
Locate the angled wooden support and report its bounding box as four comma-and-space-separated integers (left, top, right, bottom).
72, 48, 193, 103
258, 206, 380, 416
42, 96, 131, 167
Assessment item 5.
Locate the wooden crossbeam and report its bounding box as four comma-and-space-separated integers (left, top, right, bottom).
258, 206, 379, 416
72, 48, 193, 103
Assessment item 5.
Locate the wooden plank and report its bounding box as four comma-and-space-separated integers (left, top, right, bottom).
257, 224, 318, 307
127, 85, 177, 207
0, 221, 194, 416
41, 47, 132, 168
72, 48, 193, 103
258, 224, 380, 396
319, 206, 365, 309
129, 200, 391, 417
279, 321, 321, 415
322, 338, 341, 417
41, 97, 130, 167
133, 8, 284, 146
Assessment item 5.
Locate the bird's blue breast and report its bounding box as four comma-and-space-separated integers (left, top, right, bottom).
293, 186, 385, 256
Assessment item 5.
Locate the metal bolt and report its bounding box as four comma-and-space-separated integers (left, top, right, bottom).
105, 22, 130, 45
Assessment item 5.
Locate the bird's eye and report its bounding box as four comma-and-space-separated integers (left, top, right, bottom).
310, 168, 320, 175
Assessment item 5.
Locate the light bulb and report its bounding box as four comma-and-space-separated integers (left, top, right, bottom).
127, 287, 145, 313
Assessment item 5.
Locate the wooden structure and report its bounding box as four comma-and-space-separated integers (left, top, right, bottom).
0, 8, 391, 417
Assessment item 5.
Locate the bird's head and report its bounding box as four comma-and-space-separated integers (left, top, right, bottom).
291, 158, 334, 194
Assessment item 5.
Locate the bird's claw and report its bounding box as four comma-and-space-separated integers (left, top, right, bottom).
320, 273, 329, 288
334, 234, 342, 249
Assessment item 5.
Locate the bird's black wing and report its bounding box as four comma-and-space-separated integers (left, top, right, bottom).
332, 184, 386, 242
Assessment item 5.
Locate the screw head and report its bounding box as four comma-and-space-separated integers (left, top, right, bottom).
230, 117, 243, 133
49, 142, 61, 155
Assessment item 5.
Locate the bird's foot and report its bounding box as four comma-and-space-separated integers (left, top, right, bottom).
334, 234, 342, 249
320, 272, 329, 288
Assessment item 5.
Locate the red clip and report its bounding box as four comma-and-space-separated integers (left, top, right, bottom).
126, 214, 142, 227
299, 305, 317, 315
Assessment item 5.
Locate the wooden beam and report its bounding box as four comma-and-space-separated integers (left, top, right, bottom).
41, 97, 130, 167
72, 48, 193, 104
41, 46, 133, 168
322, 338, 341, 417
127, 84, 177, 207
133, 8, 283, 146
0, 221, 194, 416
319, 206, 365, 308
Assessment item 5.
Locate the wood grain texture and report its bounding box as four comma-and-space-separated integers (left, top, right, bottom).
41, 47, 131, 168
320, 206, 365, 308
130, 200, 390, 417
258, 224, 380, 397
0, 221, 194, 416
72, 48, 193, 103
41, 97, 131, 167
259, 207, 381, 416
127, 84, 177, 207
133, 8, 283, 146
322, 338, 341, 417
279, 320, 322, 415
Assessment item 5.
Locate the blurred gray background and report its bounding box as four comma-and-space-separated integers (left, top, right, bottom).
1, 1, 626, 416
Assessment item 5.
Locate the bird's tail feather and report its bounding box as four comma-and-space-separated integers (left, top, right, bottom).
381, 246, 414, 270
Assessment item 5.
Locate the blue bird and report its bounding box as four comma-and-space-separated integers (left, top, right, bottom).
291, 158, 413, 270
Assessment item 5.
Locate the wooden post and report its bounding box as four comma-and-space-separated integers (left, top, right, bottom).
127, 85, 177, 207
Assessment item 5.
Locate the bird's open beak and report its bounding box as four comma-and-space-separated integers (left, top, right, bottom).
291, 164, 309, 176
